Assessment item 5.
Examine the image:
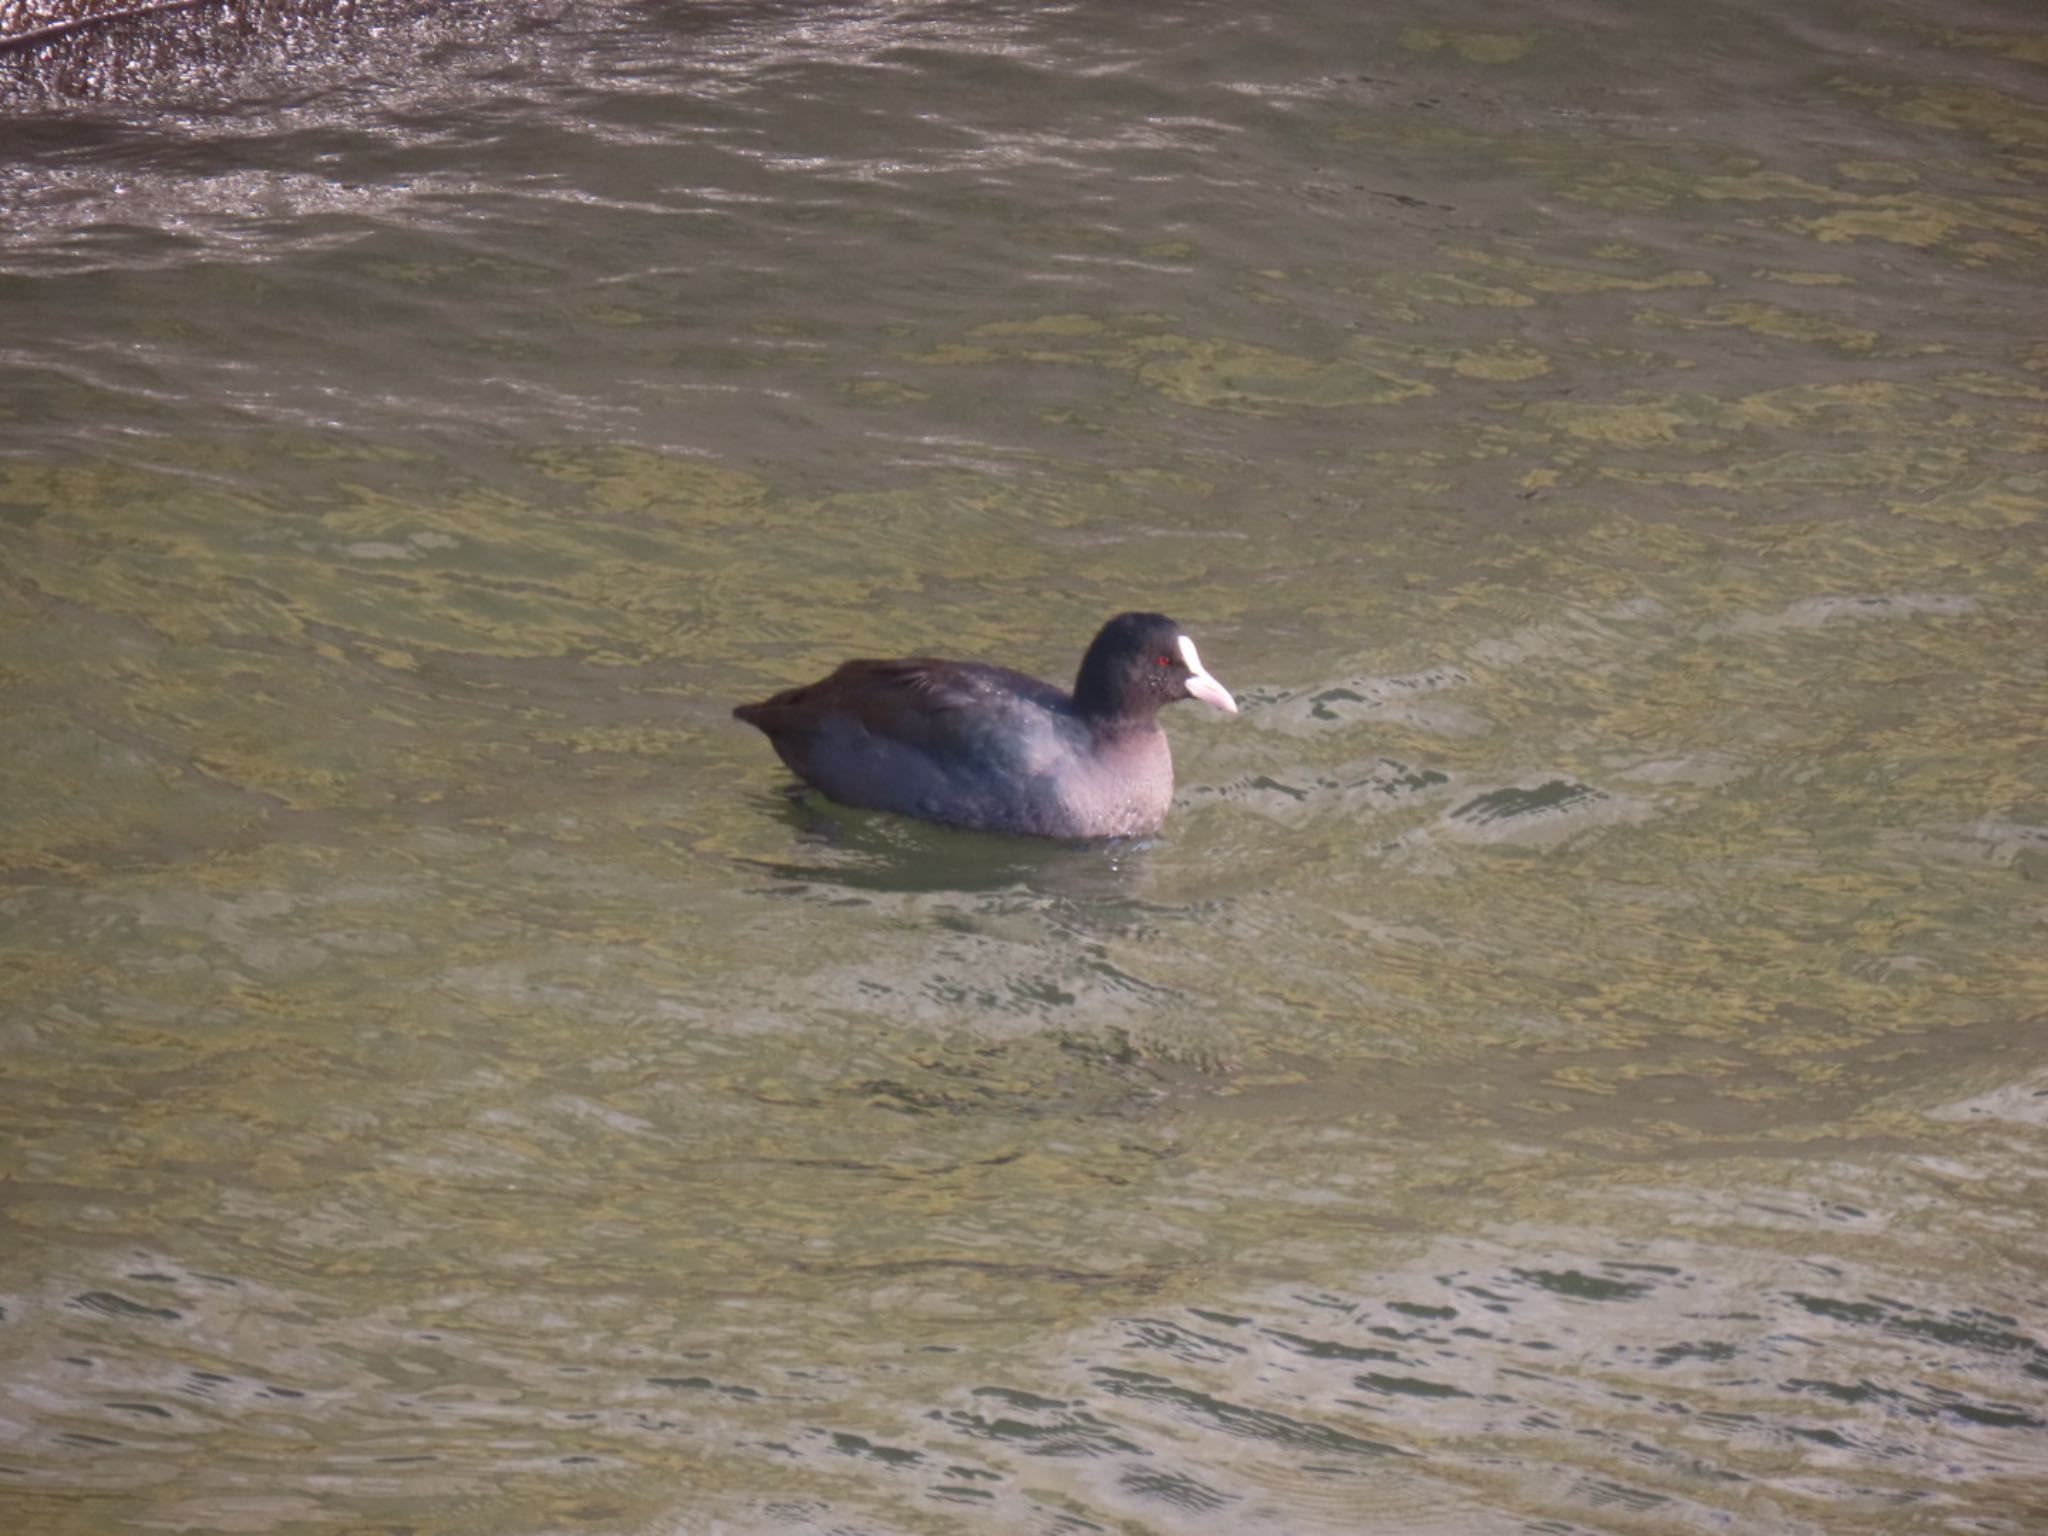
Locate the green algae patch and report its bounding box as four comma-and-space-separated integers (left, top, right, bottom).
843, 378, 932, 405
1134, 338, 1435, 413
1797, 202, 1977, 250
1400, 27, 1535, 64
1937, 371, 2048, 402
1890, 480, 2047, 530
1442, 247, 1715, 296
1449, 346, 1554, 382
912, 315, 1438, 415
1836, 160, 1922, 185
1553, 154, 2046, 267
973, 314, 1110, 339
530, 446, 771, 525
1882, 82, 2048, 152
1379, 272, 1537, 309
1529, 400, 1696, 449
1945, 30, 2048, 66
1651, 301, 1880, 353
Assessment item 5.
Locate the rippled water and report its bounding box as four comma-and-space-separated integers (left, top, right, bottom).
3, 2, 2046, 1532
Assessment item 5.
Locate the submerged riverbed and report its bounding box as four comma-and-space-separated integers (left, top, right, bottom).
2, 2, 2045, 1532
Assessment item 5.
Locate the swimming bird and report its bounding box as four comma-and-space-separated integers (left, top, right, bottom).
734, 611, 1237, 838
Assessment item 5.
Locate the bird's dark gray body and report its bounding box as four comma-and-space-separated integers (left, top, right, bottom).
734, 614, 1234, 839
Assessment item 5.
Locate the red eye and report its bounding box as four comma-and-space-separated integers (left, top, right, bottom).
1155, 654, 1173, 667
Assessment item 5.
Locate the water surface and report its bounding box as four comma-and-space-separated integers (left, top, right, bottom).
2, 2, 2045, 1532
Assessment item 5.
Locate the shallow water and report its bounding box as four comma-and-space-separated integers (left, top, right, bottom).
2, 2, 2046, 1533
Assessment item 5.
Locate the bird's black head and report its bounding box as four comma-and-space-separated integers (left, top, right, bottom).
1071, 611, 1237, 725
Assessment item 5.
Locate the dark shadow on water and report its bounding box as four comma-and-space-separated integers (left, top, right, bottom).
733, 785, 1154, 902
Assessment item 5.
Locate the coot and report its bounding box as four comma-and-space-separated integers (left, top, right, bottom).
734, 611, 1237, 838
